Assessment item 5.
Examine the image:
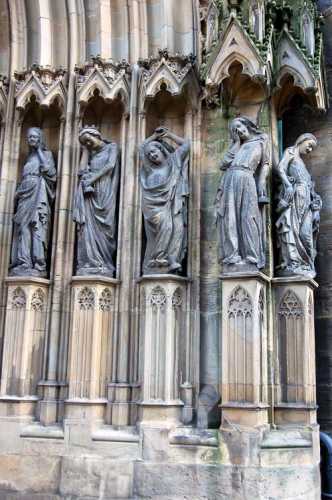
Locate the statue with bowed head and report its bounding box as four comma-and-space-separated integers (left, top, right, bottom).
275, 133, 322, 278
215, 116, 270, 272
10, 127, 56, 277
139, 126, 190, 275
73, 126, 120, 276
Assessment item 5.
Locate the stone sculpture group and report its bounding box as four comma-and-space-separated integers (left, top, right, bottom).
9, 119, 321, 280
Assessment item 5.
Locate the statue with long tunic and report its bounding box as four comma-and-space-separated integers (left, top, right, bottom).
73, 126, 120, 277
215, 116, 270, 272
139, 127, 190, 275
275, 133, 321, 278
10, 127, 56, 277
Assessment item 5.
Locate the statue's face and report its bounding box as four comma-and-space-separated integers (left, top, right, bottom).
27, 130, 41, 148
233, 120, 250, 141
80, 132, 101, 150
299, 139, 316, 155
147, 143, 164, 165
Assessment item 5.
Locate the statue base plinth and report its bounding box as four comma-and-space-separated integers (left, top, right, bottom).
219, 273, 269, 427
138, 275, 188, 426
75, 267, 115, 278
66, 277, 120, 421
272, 277, 318, 425
0, 277, 50, 418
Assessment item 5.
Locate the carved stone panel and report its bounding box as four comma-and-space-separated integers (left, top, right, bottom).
0, 278, 49, 406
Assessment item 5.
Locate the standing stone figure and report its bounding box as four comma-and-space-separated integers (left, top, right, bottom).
139, 127, 190, 275
215, 116, 270, 272
10, 127, 56, 277
275, 133, 321, 278
73, 126, 120, 276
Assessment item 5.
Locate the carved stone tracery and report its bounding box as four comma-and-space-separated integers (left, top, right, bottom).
149, 286, 167, 308
14, 65, 67, 112
11, 287, 26, 310
77, 287, 95, 311
31, 289, 45, 312
99, 288, 114, 312
228, 286, 253, 317
279, 290, 304, 318
75, 56, 130, 110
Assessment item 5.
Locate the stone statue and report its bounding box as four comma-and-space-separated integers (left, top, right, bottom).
10, 127, 56, 277
215, 116, 270, 272
139, 127, 190, 275
73, 126, 120, 276
275, 133, 322, 278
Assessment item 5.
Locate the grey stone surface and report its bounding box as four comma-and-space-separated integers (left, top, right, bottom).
275, 134, 321, 278
9, 128, 56, 278
215, 116, 269, 272
139, 127, 190, 275
73, 126, 120, 277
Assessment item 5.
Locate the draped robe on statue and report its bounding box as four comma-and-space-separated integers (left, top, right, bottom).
216, 135, 268, 270
276, 148, 321, 277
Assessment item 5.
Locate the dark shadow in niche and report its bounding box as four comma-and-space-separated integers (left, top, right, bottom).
141, 86, 190, 278
73, 89, 125, 278
11, 96, 62, 279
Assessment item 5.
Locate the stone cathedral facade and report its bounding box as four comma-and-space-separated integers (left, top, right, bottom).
0, 1, 331, 499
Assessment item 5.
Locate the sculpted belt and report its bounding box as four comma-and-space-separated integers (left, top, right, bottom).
229, 166, 252, 173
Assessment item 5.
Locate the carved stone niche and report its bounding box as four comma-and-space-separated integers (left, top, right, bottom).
138, 49, 200, 115
73, 57, 130, 279
273, 27, 328, 115
220, 273, 269, 427
65, 276, 119, 422
273, 277, 318, 425
9, 66, 67, 279
138, 275, 187, 427
138, 49, 199, 278
0, 277, 49, 418
204, 14, 270, 114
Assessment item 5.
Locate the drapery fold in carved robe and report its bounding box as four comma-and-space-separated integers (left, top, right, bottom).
140, 130, 190, 275
73, 129, 120, 277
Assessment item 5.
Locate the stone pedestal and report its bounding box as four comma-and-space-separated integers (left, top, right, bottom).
138, 275, 187, 426
65, 276, 119, 421
272, 277, 318, 425
220, 273, 269, 426
0, 277, 49, 417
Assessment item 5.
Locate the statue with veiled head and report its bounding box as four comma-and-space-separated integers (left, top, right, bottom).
73, 125, 120, 276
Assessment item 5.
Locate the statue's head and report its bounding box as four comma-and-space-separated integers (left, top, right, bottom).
79, 125, 103, 150
230, 116, 261, 143
27, 127, 43, 149
145, 141, 166, 165
295, 133, 317, 156
231, 118, 250, 142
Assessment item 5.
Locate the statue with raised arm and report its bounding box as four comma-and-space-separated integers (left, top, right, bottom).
215, 116, 270, 272
73, 126, 120, 276
275, 133, 321, 278
139, 126, 190, 275
10, 127, 56, 277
